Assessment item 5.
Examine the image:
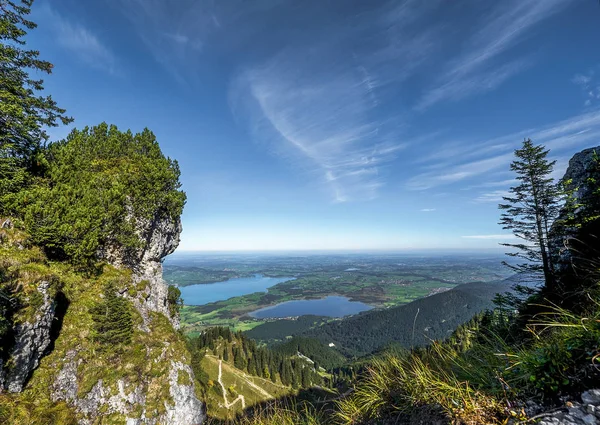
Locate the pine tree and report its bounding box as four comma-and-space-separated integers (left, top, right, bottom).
301, 365, 311, 388
90, 282, 133, 347
0, 0, 72, 208
291, 361, 301, 389
223, 346, 229, 362
499, 139, 562, 292
233, 347, 246, 370
269, 358, 277, 383
280, 359, 292, 386
247, 355, 256, 375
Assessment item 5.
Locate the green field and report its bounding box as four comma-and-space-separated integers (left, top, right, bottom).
174, 255, 511, 335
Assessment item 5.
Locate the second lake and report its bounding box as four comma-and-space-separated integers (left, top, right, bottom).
249, 296, 373, 318
179, 274, 293, 305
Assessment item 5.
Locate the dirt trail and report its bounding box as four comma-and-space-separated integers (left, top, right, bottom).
218, 359, 245, 409
209, 354, 278, 401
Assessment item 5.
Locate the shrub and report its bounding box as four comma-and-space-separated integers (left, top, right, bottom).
15, 123, 186, 267
167, 285, 183, 317
90, 281, 134, 347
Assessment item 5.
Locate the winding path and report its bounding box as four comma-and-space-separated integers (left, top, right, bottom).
218, 359, 246, 409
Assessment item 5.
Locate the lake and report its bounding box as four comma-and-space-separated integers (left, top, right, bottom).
179, 274, 293, 305
249, 295, 373, 318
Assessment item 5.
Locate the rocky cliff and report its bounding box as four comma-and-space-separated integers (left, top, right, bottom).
0, 214, 205, 425
98, 209, 184, 329
552, 146, 600, 274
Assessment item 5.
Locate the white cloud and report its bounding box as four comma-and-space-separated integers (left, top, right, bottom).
462, 235, 516, 240
43, 5, 117, 74
232, 57, 408, 202
572, 74, 592, 86
417, 0, 572, 110
420, 208, 436, 212
227, 1, 441, 202
417, 59, 530, 110
408, 109, 600, 191
474, 190, 511, 203
572, 68, 600, 106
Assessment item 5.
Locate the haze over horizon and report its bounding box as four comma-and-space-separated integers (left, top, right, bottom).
30, 0, 600, 251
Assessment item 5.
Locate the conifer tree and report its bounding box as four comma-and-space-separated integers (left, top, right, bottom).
223, 346, 229, 362
499, 139, 562, 291
301, 366, 311, 388
90, 282, 133, 347
0, 0, 72, 208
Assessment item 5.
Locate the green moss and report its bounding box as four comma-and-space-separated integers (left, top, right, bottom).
0, 246, 196, 424
178, 369, 192, 386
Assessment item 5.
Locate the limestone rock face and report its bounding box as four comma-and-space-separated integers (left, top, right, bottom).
551, 146, 600, 270
562, 147, 599, 205
51, 352, 205, 425
98, 210, 183, 328
47, 209, 205, 425
1, 281, 56, 393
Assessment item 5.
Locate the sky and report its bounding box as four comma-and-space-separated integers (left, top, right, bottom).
26, 0, 600, 252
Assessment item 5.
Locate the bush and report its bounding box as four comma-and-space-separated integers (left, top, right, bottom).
90, 281, 134, 347
14, 123, 186, 267
167, 285, 183, 317
507, 301, 600, 398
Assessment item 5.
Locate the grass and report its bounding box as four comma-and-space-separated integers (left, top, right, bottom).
206, 402, 324, 425
0, 225, 200, 424
201, 354, 293, 420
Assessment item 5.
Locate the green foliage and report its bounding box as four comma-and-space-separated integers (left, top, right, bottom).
499, 139, 562, 291
90, 281, 134, 347
167, 285, 183, 317
335, 347, 503, 425
206, 401, 324, 425
0, 0, 72, 209
0, 393, 77, 425
508, 302, 600, 397
304, 282, 502, 358
14, 123, 186, 266
274, 337, 346, 370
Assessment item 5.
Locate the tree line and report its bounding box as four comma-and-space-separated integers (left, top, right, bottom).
187, 326, 323, 391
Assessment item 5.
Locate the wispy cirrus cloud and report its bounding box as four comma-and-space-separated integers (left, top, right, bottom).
474, 190, 511, 203
407, 109, 600, 191
229, 1, 439, 202
42, 4, 117, 74
420, 208, 436, 212
572, 68, 600, 106
231, 56, 408, 202
416, 0, 572, 110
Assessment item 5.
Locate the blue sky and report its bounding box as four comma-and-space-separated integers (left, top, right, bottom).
28, 0, 600, 251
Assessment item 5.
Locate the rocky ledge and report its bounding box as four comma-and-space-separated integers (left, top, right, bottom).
535, 389, 600, 425
98, 209, 183, 328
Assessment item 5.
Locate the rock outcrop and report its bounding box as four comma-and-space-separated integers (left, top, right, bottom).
0, 210, 205, 424
536, 389, 600, 425
98, 210, 183, 329
51, 351, 205, 425
0, 281, 56, 392
552, 146, 600, 271
46, 210, 205, 425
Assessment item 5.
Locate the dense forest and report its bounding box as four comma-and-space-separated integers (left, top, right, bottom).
188, 326, 323, 391
301, 281, 510, 358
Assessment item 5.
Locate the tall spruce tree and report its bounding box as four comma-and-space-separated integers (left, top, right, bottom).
499, 139, 562, 292
0, 0, 72, 209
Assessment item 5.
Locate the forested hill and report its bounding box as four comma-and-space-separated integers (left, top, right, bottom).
302, 281, 511, 358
